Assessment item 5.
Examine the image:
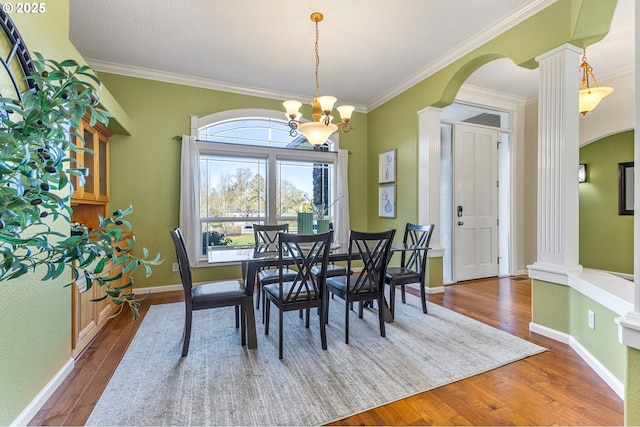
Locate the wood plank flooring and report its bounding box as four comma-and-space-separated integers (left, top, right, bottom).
29, 276, 624, 426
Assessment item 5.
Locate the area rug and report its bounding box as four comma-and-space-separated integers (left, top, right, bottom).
86, 292, 545, 426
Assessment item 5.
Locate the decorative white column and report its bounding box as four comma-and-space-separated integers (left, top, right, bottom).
417, 106, 444, 255
617, 2, 640, 350
528, 44, 583, 284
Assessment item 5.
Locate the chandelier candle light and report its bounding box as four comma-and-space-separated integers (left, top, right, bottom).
579, 48, 613, 115
283, 12, 355, 146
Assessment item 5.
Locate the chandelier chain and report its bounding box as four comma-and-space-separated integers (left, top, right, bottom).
314, 19, 320, 98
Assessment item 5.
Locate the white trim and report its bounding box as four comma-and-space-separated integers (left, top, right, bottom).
529, 321, 571, 344
568, 269, 634, 316
427, 248, 445, 258
366, 0, 555, 110
617, 312, 640, 350
11, 358, 74, 427
134, 284, 183, 294
86, 1, 553, 114
529, 322, 625, 399
426, 286, 445, 294
529, 267, 634, 316
86, 59, 367, 113
457, 84, 526, 108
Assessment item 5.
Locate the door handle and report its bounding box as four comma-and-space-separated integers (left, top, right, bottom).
457, 205, 463, 217
457, 221, 464, 226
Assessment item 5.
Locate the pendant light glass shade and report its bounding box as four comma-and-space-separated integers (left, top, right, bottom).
297, 121, 338, 146
579, 86, 613, 115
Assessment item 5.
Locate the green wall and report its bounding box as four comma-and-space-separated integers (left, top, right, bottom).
569, 290, 626, 382
99, 73, 368, 287
531, 279, 571, 334
532, 279, 627, 384
1, 1, 77, 424
579, 131, 634, 274
627, 348, 640, 425
366, 0, 616, 235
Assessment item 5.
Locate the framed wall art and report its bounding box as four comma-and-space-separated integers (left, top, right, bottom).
379, 149, 396, 183
378, 184, 396, 218
619, 161, 634, 215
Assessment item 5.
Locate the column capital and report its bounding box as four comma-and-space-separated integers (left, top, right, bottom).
617, 312, 640, 350
535, 43, 582, 62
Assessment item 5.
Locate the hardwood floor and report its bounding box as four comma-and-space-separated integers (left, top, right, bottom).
29, 276, 624, 426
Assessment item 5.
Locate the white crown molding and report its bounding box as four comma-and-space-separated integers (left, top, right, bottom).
87, 59, 368, 113
458, 84, 527, 107
366, 0, 557, 111
598, 63, 635, 83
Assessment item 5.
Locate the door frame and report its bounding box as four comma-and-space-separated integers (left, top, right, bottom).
419, 86, 525, 284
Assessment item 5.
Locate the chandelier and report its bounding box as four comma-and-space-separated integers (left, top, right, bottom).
283, 12, 354, 146
579, 48, 613, 115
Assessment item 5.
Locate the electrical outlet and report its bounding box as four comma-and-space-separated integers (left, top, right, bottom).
172, 262, 179, 272
588, 310, 595, 330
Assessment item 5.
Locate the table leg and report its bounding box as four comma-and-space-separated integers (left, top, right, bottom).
362, 296, 394, 323
244, 261, 258, 349
382, 296, 394, 323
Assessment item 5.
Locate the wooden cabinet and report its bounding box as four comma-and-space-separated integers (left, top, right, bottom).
71, 118, 110, 204
71, 237, 131, 358
70, 117, 120, 357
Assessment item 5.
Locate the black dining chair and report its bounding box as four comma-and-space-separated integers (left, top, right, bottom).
263, 231, 333, 359
253, 224, 298, 316
385, 223, 434, 318
325, 229, 395, 344
171, 228, 253, 357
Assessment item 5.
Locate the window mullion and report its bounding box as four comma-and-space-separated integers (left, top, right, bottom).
267, 153, 277, 225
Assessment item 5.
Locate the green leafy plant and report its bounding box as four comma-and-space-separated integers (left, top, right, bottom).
201, 230, 231, 255
0, 52, 161, 319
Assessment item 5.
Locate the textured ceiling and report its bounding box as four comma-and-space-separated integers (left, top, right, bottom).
69, 0, 634, 111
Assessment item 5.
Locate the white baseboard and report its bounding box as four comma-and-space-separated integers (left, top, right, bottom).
529, 322, 624, 399
529, 322, 571, 344
426, 286, 445, 294
11, 358, 75, 427
133, 283, 183, 295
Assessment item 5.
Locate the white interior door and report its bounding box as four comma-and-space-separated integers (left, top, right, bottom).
453, 123, 499, 281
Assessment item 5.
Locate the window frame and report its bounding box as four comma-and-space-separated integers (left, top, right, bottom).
192, 110, 339, 263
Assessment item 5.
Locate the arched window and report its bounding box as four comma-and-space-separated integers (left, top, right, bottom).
189, 110, 339, 256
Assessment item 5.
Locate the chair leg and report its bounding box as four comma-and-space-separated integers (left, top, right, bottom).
255, 281, 261, 309
358, 300, 364, 319
264, 299, 271, 335
182, 308, 192, 357
320, 303, 327, 350
278, 307, 284, 359
389, 283, 396, 319
401, 284, 406, 303
344, 300, 350, 344
240, 304, 246, 346
235, 306, 240, 329
305, 308, 310, 328
420, 281, 428, 314
262, 289, 267, 324
378, 296, 386, 338
324, 293, 330, 324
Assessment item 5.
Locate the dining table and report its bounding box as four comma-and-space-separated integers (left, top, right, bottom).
208, 241, 429, 349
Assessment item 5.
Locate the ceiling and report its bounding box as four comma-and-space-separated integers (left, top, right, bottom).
69, 0, 634, 112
